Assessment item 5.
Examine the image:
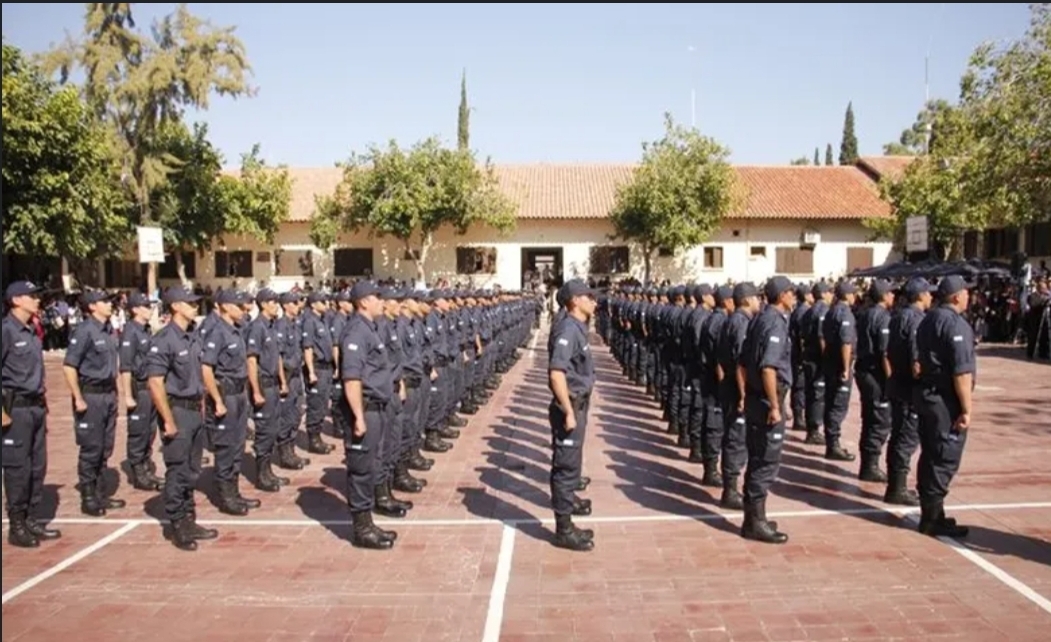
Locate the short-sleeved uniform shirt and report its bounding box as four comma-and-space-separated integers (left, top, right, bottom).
2, 315, 44, 395
340, 313, 394, 403
119, 320, 153, 381
547, 314, 594, 398
916, 304, 976, 404
145, 321, 204, 399
200, 319, 248, 382
744, 305, 793, 394
64, 317, 118, 385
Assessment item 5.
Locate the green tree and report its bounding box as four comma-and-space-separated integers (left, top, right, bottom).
825, 143, 834, 165
2, 42, 130, 259
609, 113, 743, 282
311, 138, 516, 284
813, 147, 820, 165
790, 156, 809, 166
958, 2, 1050, 227
882, 99, 955, 155
839, 101, 859, 165
44, 2, 255, 294
148, 123, 291, 280
457, 70, 470, 151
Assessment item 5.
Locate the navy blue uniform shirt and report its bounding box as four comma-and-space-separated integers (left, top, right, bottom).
200, 319, 248, 381
64, 317, 118, 384
146, 321, 205, 399
2, 315, 45, 395
548, 314, 595, 398
340, 313, 394, 403
744, 305, 793, 393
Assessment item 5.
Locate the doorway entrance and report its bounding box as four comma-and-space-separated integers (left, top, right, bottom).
521, 246, 564, 290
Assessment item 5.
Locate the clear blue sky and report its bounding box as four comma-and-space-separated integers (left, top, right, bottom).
1, 3, 1033, 168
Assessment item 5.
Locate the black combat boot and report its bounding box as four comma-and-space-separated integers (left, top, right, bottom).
553, 514, 594, 551
408, 448, 434, 471
306, 432, 335, 455
217, 480, 249, 516
448, 415, 468, 428
423, 430, 452, 453
25, 516, 62, 540
825, 441, 856, 462
385, 480, 414, 511
186, 511, 219, 541
131, 461, 163, 491
571, 497, 592, 516
438, 424, 461, 440
170, 516, 198, 551
373, 484, 407, 518
577, 476, 591, 492
918, 501, 968, 538
804, 429, 824, 445
254, 456, 282, 492
688, 443, 704, 464
350, 510, 394, 550
275, 442, 308, 470
79, 484, 106, 517
96, 478, 126, 510
740, 498, 788, 544
858, 455, 888, 482
719, 478, 744, 510
233, 475, 262, 509
883, 471, 919, 506
7, 513, 41, 548
393, 462, 425, 494
701, 461, 723, 488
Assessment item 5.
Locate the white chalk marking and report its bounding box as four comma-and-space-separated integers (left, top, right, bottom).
481, 523, 517, 642
1, 521, 139, 605
904, 515, 1051, 615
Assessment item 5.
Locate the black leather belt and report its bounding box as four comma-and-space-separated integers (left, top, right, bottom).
81, 382, 115, 394
168, 396, 202, 410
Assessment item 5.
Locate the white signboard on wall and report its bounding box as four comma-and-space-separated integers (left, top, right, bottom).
905, 216, 929, 253
137, 226, 165, 263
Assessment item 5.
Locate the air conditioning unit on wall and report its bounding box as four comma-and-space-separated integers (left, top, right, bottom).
801, 230, 821, 246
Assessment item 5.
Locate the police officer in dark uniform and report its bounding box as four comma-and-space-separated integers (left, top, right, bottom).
2, 281, 61, 547
246, 288, 289, 491
717, 282, 759, 508
740, 276, 795, 544
301, 291, 337, 455
63, 289, 126, 516
146, 287, 218, 551
884, 277, 934, 506
914, 275, 973, 538
854, 279, 895, 481
118, 292, 164, 491
788, 284, 813, 432
201, 289, 260, 516
547, 279, 597, 552
819, 282, 858, 461
801, 282, 833, 444
339, 281, 398, 549
276, 291, 309, 470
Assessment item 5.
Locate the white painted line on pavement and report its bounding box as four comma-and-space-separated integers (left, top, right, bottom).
2, 521, 140, 605
481, 523, 517, 642
904, 515, 1051, 615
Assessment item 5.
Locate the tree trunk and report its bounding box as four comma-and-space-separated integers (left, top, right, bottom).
175, 251, 189, 286
642, 245, 653, 284
414, 232, 434, 288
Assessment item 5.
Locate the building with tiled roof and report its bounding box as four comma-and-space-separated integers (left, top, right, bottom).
135, 160, 899, 291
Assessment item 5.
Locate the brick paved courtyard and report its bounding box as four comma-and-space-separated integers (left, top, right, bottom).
2, 325, 1049, 641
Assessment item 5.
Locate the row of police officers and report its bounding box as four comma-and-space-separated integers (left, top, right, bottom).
2, 280, 539, 550
573, 273, 977, 547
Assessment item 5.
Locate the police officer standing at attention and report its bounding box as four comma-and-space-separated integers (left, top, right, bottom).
820, 282, 858, 461
301, 291, 337, 455
914, 275, 974, 538
884, 278, 934, 507
119, 292, 164, 492
739, 276, 795, 544
146, 287, 218, 551
63, 289, 125, 516
547, 279, 597, 552
2, 281, 61, 547
854, 279, 895, 482
201, 289, 260, 516
339, 281, 398, 549
276, 291, 309, 471
246, 288, 289, 492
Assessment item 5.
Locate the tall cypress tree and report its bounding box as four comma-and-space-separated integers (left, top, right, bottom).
813, 147, 820, 165
457, 70, 469, 150
839, 102, 858, 165
825, 143, 834, 165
